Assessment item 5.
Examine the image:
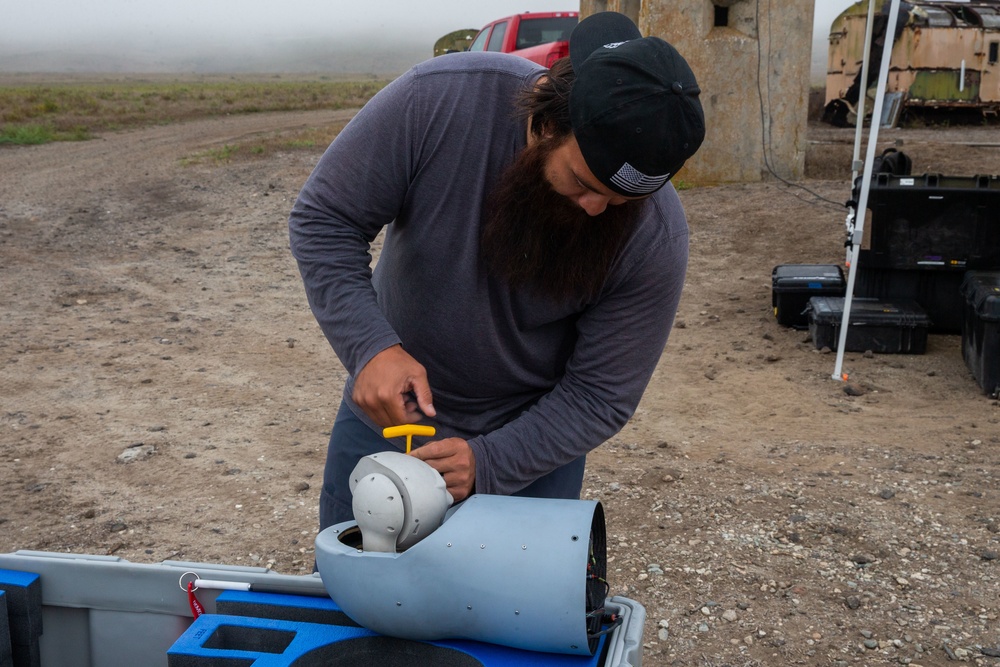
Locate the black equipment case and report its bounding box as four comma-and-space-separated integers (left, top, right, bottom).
806, 296, 931, 354
771, 264, 846, 328
863, 173, 1000, 271
960, 272, 1000, 396
852, 173, 1000, 333
853, 264, 965, 334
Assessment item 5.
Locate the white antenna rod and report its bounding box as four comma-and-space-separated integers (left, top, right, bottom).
845, 0, 879, 266
833, 0, 903, 382
851, 0, 878, 182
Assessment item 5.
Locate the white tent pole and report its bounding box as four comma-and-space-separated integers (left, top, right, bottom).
845, 0, 878, 266
833, 0, 902, 382
851, 0, 878, 181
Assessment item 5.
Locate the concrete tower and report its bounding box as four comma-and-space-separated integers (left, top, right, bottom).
581, 0, 815, 184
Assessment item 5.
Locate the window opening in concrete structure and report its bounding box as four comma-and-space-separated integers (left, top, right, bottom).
990, 41, 999, 65
714, 5, 729, 27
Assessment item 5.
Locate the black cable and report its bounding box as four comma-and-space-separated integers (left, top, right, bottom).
588, 614, 624, 639
755, 0, 846, 211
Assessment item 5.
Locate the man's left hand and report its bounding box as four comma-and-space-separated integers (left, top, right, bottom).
410, 438, 475, 502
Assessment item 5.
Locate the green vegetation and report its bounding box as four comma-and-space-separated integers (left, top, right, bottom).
0, 77, 386, 147
0, 121, 92, 145
180, 122, 350, 165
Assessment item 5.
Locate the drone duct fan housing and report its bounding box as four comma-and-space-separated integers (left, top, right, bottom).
316, 458, 610, 656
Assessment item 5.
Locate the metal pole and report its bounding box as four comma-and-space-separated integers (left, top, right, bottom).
845, 0, 879, 265
851, 0, 878, 182
833, 0, 902, 382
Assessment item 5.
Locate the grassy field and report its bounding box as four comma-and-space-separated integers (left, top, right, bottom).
0, 75, 387, 149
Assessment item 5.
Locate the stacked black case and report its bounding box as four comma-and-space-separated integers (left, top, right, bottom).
856, 173, 1000, 333
771, 264, 846, 329
806, 297, 931, 354
960, 272, 1000, 396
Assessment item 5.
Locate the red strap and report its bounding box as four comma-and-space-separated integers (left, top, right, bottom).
187, 581, 205, 619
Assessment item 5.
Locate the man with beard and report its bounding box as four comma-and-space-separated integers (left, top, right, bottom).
289, 12, 704, 530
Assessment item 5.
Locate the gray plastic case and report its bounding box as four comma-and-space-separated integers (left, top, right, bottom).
0, 550, 645, 667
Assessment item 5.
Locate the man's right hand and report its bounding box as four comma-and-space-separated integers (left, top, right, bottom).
352, 345, 436, 428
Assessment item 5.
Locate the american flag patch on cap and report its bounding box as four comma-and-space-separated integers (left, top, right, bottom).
610, 162, 670, 195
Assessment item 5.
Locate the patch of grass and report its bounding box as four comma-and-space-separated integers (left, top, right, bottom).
180, 121, 349, 165
0, 123, 91, 145
0, 78, 385, 146
0, 124, 53, 144
212, 144, 239, 162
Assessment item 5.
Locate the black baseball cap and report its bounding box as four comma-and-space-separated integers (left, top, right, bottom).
568, 12, 705, 197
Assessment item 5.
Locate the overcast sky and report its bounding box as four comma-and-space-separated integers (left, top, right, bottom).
0, 1, 855, 43
0, 1, 857, 73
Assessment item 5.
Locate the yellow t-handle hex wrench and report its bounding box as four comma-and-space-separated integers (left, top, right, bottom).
382, 424, 436, 454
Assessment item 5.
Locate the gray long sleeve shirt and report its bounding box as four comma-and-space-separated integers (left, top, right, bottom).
289, 52, 689, 495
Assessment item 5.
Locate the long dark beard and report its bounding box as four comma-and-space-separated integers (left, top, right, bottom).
480, 136, 644, 302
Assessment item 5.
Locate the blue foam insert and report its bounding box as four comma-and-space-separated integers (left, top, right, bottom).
216, 590, 359, 628
214, 591, 608, 664
0, 571, 40, 612
0, 571, 42, 642
0, 573, 38, 589
169, 613, 607, 667
217, 591, 341, 614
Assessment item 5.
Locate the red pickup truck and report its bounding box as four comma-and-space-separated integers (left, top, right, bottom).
468, 11, 579, 68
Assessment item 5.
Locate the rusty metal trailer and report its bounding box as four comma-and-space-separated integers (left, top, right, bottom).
825, 0, 1000, 125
